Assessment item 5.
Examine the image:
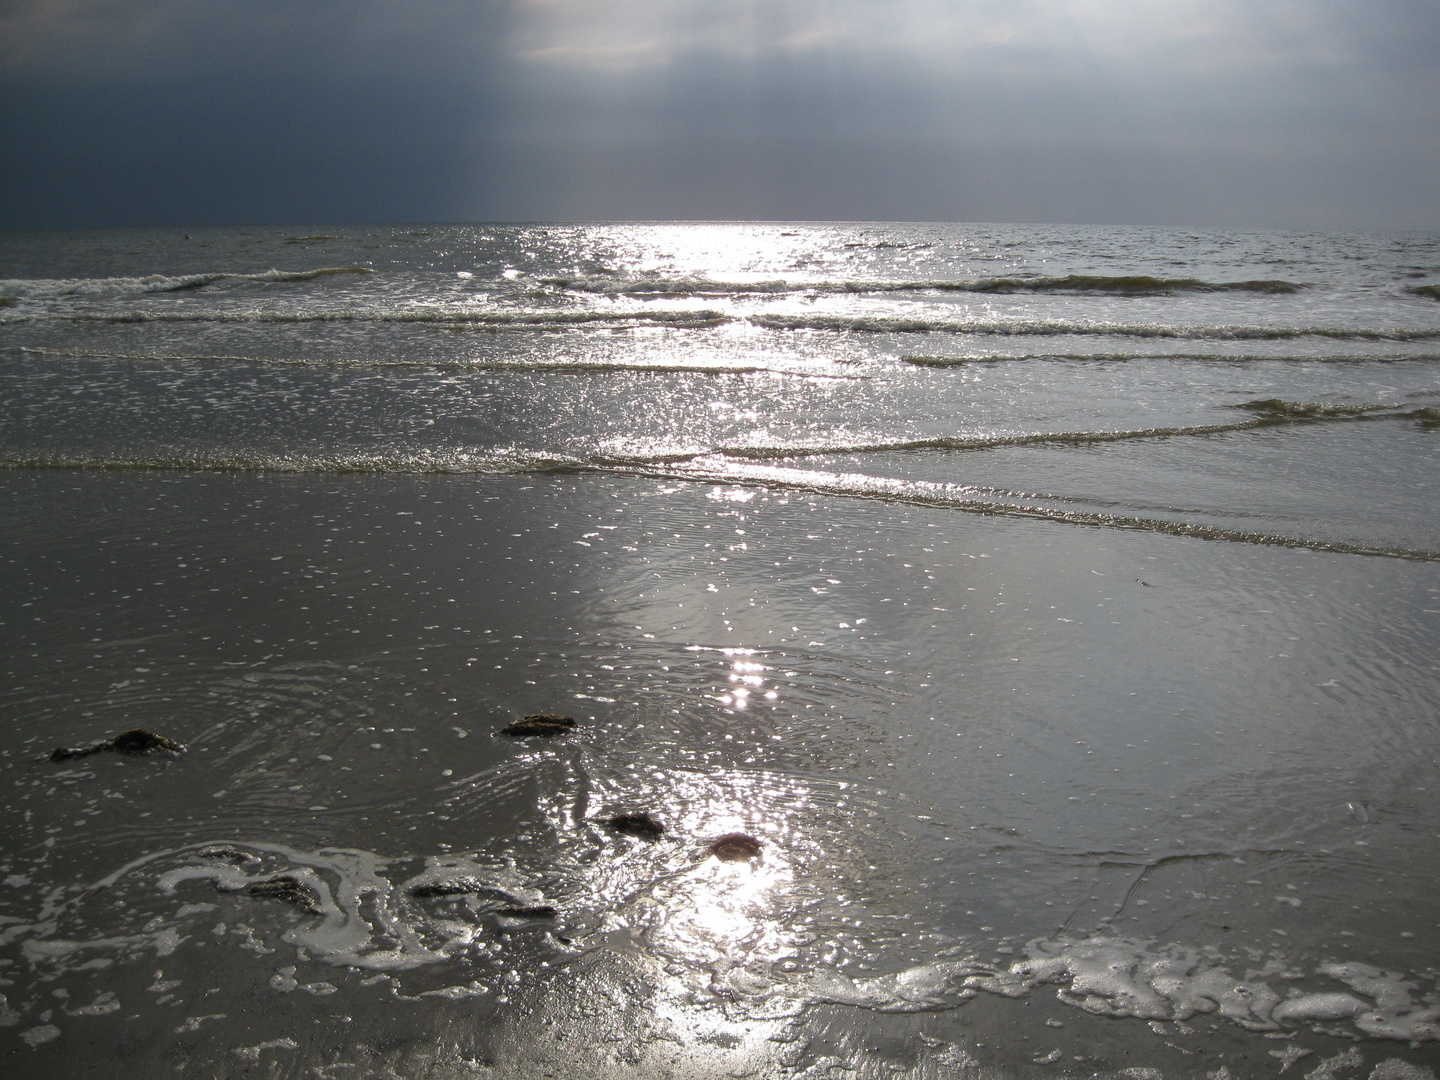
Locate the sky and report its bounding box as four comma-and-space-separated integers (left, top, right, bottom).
1, 0, 1437, 229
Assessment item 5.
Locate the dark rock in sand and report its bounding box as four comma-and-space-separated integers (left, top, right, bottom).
246, 875, 320, 913
608, 812, 665, 839
111, 728, 185, 754
707, 833, 763, 862
50, 727, 186, 762
501, 714, 576, 737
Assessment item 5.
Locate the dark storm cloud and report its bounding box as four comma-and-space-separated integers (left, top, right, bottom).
2, 0, 1437, 228
0, 0, 514, 226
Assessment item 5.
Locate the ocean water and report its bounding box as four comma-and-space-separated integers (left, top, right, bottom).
1, 223, 1439, 1078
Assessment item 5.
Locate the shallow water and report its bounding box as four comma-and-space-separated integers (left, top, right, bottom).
1, 224, 1439, 1077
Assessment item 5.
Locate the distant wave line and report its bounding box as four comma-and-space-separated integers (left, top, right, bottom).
535, 273, 1308, 298
0, 267, 372, 300
752, 314, 1440, 341
0, 447, 559, 475
2, 345, 858, 379
8, 309, 1438, 343
0, 308, 731, 329
901, 351, 1440, 366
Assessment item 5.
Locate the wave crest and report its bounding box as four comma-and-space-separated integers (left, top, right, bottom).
0, 267, 372, 301
754, 314, 1440, 341
533, 273, 1306, 299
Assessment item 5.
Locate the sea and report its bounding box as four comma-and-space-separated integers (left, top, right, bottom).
2, 223, 1439, 1079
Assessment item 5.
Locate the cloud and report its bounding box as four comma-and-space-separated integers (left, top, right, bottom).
502, 0, 1350, 73
0, 0, 1436, 227
0, 0, 510, 79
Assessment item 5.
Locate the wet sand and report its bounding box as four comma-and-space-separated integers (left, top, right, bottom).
2, 469, 1438, 1077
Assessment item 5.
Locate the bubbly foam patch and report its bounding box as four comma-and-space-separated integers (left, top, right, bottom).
790, 938, 1440, 1041
4, 842, 1436, 1047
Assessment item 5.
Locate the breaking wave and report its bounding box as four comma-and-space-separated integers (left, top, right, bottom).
2, 396, 1418, 477
642, 459, 1440, 562
11, 308, 1437, 343
5, 441, 1436, 560
935, 274, 1308, 296
1236, 398, 1389, 420
596, 405, 1425, 465
902, 350, 1440, 366
752, 314, 1440, 340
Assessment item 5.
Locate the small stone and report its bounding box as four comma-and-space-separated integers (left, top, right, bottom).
608, 812, 664, 838
707, 833, 762, 862
501, 714, 576, 737
246, 875, 320, 913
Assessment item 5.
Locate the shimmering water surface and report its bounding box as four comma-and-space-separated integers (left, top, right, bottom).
2, 224, 1439, 1078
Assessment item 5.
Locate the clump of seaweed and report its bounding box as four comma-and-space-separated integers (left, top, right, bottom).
410, 877, 502, 898
246, 875, 320, 913
51, 728, 185, 762
501, 714, 576, 737
608, 812, 665, 838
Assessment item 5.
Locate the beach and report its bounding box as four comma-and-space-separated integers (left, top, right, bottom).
2, 223, 1439, 1077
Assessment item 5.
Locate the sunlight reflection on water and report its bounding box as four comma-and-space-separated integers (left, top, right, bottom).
584, 760, 813, 984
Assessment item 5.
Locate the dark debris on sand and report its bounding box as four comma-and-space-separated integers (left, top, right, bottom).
409, 877, 508, 899
496, 905, 556, 920
50, 728, 186, 762
501, 714, 577, 737
608, 812, 665, 839
707, 833, 763, 862
246, 875, 321, 913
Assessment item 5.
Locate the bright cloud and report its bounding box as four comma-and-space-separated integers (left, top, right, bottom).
504, 0, 1355, 73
